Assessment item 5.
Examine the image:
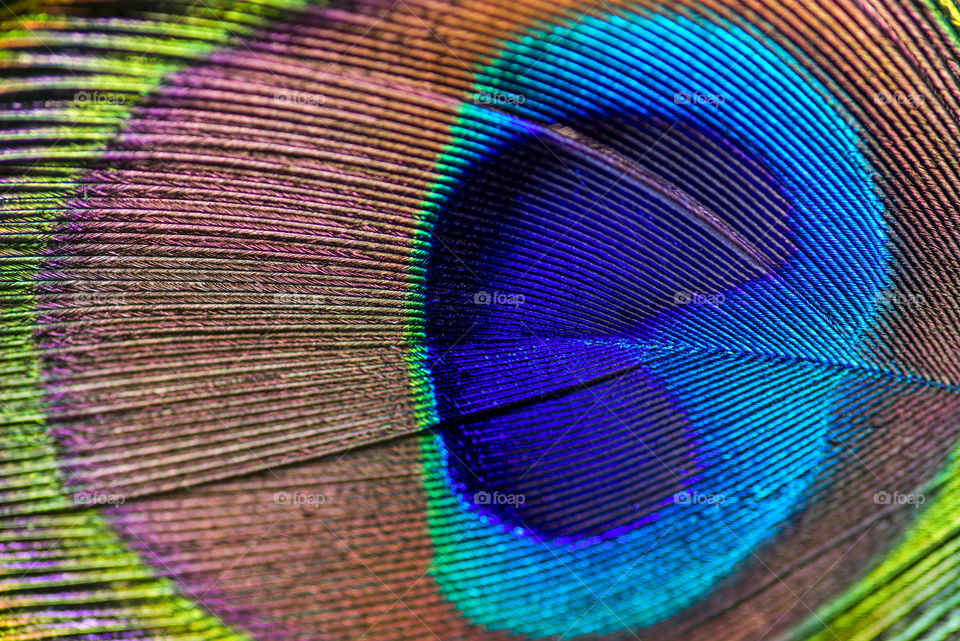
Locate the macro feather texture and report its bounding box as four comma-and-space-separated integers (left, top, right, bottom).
4, 0, 960, 640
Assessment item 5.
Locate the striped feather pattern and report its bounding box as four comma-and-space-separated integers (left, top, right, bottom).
4, 0, 960, 640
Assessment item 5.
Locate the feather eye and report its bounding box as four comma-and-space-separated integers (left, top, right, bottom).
418, 13, 903, 636
3, 1, 960, 641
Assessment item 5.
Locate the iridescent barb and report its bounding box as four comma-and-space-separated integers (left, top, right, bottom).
3, 1, 960, 641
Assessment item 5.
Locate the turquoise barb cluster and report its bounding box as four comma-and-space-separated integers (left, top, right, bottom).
416, 8, 890, 638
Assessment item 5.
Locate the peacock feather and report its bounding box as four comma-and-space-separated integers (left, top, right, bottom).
3, 0, 960, 639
